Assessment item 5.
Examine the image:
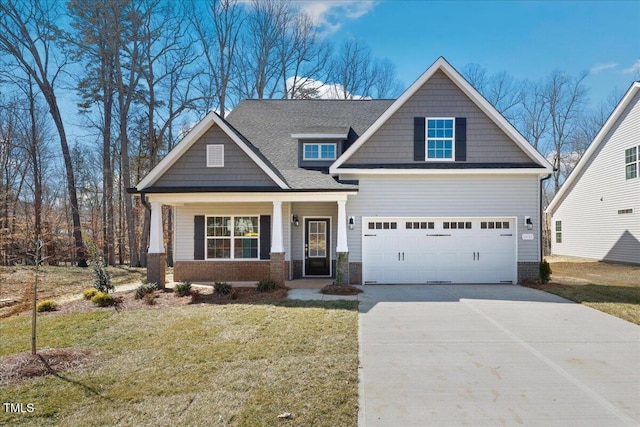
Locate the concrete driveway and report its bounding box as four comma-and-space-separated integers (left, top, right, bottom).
358, 285, 640, 427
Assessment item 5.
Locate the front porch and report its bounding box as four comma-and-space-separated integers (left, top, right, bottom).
145, 192, 355, 288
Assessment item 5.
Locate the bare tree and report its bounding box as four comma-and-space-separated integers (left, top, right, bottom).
373, 58, 403, 98
329, 38, 379, 99
462, 64, 523, 120
544, 70, 589, 193
0, 0, 87, 266
190, 0, 244, 117
518, 79, 550, 151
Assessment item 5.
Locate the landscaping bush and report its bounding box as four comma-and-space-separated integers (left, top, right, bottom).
135, 282, 158, 300
83, 288, 98, 300
87, 241, 113, 293
91, 292, 115, 307
174, 281, 192, 297
540, 259, 552, 284
256, 279, 276, 292
143, 293, 157, 305
36, 300, 58, 312
214, 282, 232, 295
190, 288, 201, 303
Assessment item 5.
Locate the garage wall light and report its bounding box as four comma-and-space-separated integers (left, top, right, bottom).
524, 216, 533, 230
348, 216, 355, 230
292, 215, 300, 227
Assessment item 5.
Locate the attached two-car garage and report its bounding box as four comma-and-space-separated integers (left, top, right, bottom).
362, 217, 517, 284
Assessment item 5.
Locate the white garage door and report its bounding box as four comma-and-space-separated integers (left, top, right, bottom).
362, 217, 517, 284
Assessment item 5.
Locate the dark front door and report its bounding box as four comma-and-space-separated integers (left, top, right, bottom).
305, 218, 330, 276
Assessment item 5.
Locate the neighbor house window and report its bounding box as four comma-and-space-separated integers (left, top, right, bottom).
206, 216, 259, 259
303, 143, 336, 160
625, 146, 638, 179
206, 144, 224, 167
555, 220, 562, 243
426, 118, 455, 160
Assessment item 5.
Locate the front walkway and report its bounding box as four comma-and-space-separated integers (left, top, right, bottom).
357, 285, 640, 427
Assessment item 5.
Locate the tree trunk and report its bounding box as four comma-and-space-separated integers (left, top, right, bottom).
28, 79, 42, 242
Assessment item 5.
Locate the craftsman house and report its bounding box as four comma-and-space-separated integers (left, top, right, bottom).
133, 57, 553, 286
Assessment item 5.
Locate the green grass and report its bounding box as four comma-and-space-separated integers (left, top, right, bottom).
525, 282, 640, 325
0, 300, 358, 426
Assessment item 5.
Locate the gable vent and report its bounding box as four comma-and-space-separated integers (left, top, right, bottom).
206, 144, 224, 167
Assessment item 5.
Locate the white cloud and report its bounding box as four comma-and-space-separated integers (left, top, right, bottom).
298, 1, 377, 35
622, 59, 640, 74
286, 76, 369, 100
589, 62, 617, 75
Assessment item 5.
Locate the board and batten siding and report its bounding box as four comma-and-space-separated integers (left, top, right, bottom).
344, 174, 540, 263
552, 91, 640, 264
174, 203, 291, 261
345, 70, 532, 165
154, 124, 277, 187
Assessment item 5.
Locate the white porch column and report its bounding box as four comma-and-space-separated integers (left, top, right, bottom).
336, 199, 348, 253
149, 201, 165, 253
271, 200, 284, 253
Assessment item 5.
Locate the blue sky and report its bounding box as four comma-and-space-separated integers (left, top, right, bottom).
305, 0, 640, 108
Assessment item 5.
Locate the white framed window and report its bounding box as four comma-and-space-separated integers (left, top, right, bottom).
303, 143, 336, 160
206, 216, 259, 259
555, 220, 562, 244
625, 146, 638, 179
207, 144, 224, 167
426, 118, 455, 161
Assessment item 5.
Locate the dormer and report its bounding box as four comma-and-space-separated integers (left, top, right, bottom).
294, 127, 355, 171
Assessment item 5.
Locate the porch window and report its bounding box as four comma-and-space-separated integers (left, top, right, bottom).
206, 216, 259, 259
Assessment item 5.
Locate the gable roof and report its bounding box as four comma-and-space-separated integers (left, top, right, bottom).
226, 99, 393, 189
546, 81, 640, 215
136, 110, 289, 191
330, 56, 553, 174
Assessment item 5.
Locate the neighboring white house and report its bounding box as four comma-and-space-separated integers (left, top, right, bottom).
546, 81, 640, 265
133, 57, 553, 286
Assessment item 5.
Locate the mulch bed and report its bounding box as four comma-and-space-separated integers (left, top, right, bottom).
319, 284, 363, 295
0, 348, 96, 387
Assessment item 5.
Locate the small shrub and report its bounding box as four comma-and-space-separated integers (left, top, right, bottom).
36, 300, 58, 312
143, 293, 157, 305
135, 282, 158, 300
256, 279, 276, 293
230, 288, 238, 300
83, 288, 98, 300
87, 241, 113, 293
190, 288, 201, 303
91, 292, 115, 307
540, 259, 552, 284
214, 282, 232, 295
174, 281, 192, 297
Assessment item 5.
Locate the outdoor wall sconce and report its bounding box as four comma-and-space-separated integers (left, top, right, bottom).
292, 215, 300, 227
524, 216, 533, 230
348, 216, 355, 230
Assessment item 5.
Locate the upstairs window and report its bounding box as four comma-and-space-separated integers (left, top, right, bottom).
625, 146, 638, 179
303, 143, 336, 160
426, 118, 455, 160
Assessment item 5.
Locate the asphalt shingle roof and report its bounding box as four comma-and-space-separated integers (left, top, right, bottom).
226, 99, 394, 190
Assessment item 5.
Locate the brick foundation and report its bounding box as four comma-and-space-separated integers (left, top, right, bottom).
518, 262, 539, 283
174, 260, 270, 282
336, 252, 349, 285
270, 252, 286, 287
147, 253, 167, 288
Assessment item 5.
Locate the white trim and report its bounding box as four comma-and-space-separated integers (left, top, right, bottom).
425, 117, 455, 161
334, 168, 549, 176
149, 201, 165, 253
204, 214, 260, 260
292, 133, 348, 139
330, 57, 553, 174
206, 144, 224, 167
336, 200, 348, 253
136, 111, 289, 190
302, 216, 332, 278
271, 201, 284, 253
146, 191, 355, 205
302, 142, 337, 161
547, 82, 640, 215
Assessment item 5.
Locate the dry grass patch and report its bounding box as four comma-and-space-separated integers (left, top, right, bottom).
0, 300, 359, 426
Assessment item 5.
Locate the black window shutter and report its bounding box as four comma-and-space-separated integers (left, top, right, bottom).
414, 117, 426, 161
259, 215, 271, 260
455, 117, 467, 161
194, 215, 205, 260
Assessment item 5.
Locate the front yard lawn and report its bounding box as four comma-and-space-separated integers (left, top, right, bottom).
525, 258, 640, 325
0, 300, 359, 426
